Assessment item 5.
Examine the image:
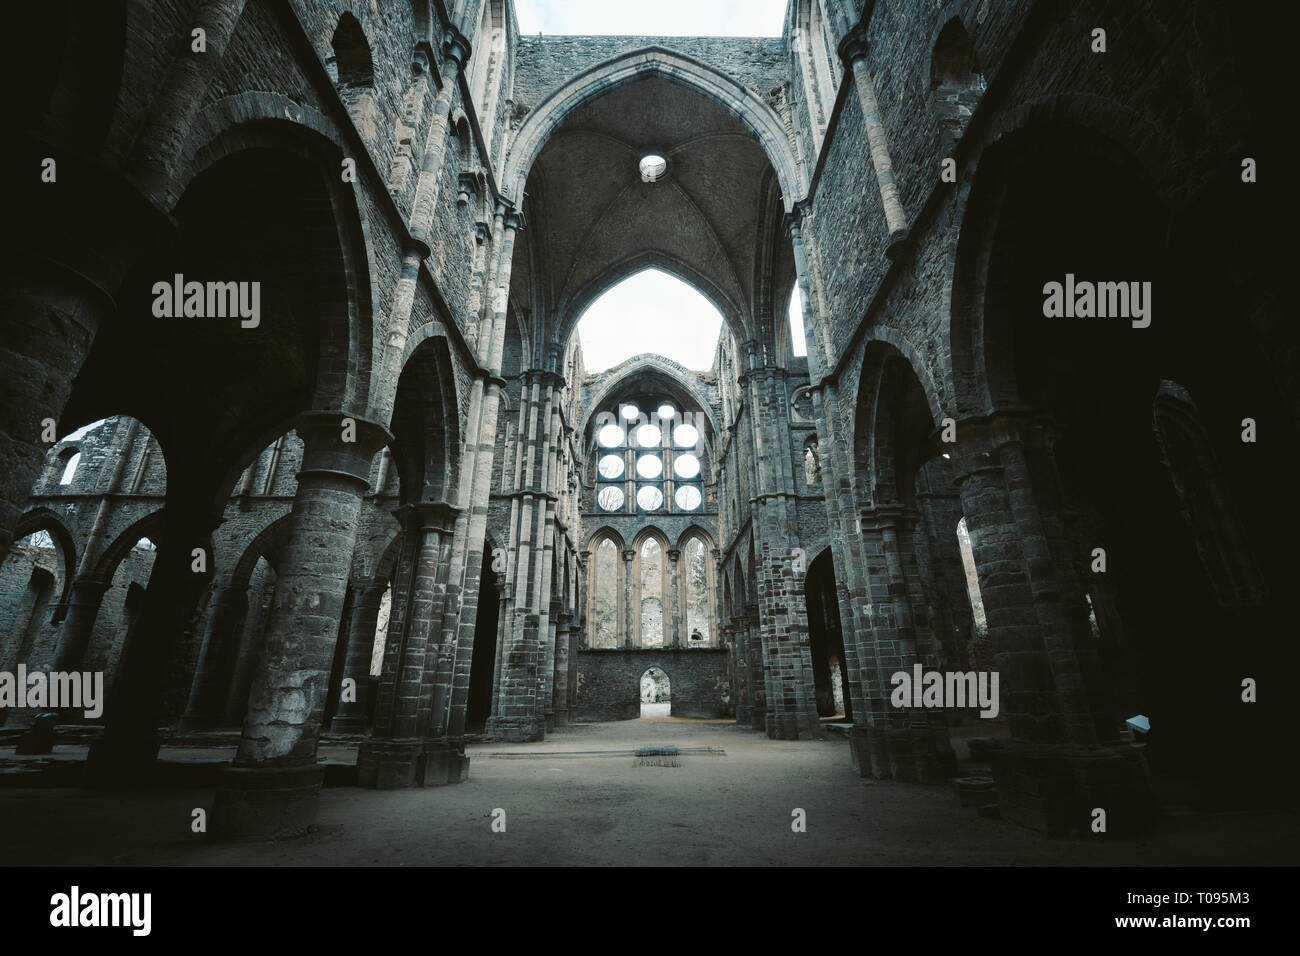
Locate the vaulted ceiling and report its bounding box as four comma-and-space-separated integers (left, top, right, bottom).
510, 74, 796, 366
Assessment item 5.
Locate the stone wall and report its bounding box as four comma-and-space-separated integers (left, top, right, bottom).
574, 648, 730, 720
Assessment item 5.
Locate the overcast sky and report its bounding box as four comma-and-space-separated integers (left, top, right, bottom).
513, 0, 789, 37
520, 1, 803, 370
577, 269, 805, 371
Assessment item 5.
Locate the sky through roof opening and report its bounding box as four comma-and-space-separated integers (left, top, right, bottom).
514, 0, 788, 37
576, 268, 723, 373
789, 287, 807, 357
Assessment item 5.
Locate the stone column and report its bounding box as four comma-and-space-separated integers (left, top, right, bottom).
83, 507, 217, 787
622, 548, 637, 648
552, 611, 571, 727
953, 421, 1151, 833
667, 548, 681, 648
330, 583, 385, 733
838, 25, 908, 254
442, 207, 521, 743
729, 618, 749, 725
49, 577, 113, 673
210, 412, 390, 840
359, 501, 460, 788
178, 583, 249, 732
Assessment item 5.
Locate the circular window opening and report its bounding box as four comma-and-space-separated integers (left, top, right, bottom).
598, 424, 626, 447
656, 403, 676, 421
635, 423, 662, 447
598, 454, 625, 479
674, 453, 700, 479
637, 486, 665, 511
673, 423, 699, 448
620, 404, 641, 421
675, 485, 702, 511
636, 454, 663, 479
639, 154, 667, 183
598, 486, 626, 511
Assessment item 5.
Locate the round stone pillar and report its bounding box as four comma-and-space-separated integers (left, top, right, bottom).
210, 413, 391, 840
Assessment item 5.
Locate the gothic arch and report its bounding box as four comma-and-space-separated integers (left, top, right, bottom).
561, 255, 744, 350
12, 507, 78, 611
502, 47, 807, 210
948, 101, 1184, 418
91, 510, 166, 585
181, 95, 381, 418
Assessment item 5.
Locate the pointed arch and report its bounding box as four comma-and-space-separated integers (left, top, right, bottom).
502, 46, 806, 211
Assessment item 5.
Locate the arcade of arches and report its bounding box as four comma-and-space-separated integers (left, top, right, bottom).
1, 0, 1295, 853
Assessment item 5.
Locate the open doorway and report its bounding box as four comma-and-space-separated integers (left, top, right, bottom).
639, 666, 671, 717
805, 548, 851, 720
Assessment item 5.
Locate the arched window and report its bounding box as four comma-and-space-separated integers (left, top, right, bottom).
638, 536, 665, 647
682, 536, 713, 645
329, 13, 373, 88
930, 18, 985, 148
58, 450, 81, 486
589, 536, 621, 648
593, 399, 706, 515
803, 436, 822, 485
328, 13, 378, 141
369, 581, 392, 676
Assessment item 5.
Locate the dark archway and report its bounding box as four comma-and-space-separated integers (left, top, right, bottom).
805, 548, 850, 721
465, 546, 501, 732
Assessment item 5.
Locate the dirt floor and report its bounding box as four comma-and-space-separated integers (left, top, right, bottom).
1, 718, 1298, 866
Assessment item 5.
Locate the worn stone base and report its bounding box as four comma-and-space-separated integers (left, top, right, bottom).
543, 712, 555, 733
991, 741, 1155, 835
487, 717, 544, 743
766, 712, 825, 740
329, 715, 368, 734
553, 709, 569, 728
357, 738, 423, 789
82, 734, 161, 789
749, 707, 766, 732
209, 763, 324, 841
421, 740, 470, 786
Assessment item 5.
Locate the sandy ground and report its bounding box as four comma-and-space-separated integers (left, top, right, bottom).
1, 718, 1297, 866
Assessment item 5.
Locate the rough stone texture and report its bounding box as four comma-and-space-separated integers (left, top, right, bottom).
2, 0, 1292, 839
574, 649, 730, 721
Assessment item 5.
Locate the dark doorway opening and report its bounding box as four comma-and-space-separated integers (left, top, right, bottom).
805, 548, 850, 721
465, 547, 500, 732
